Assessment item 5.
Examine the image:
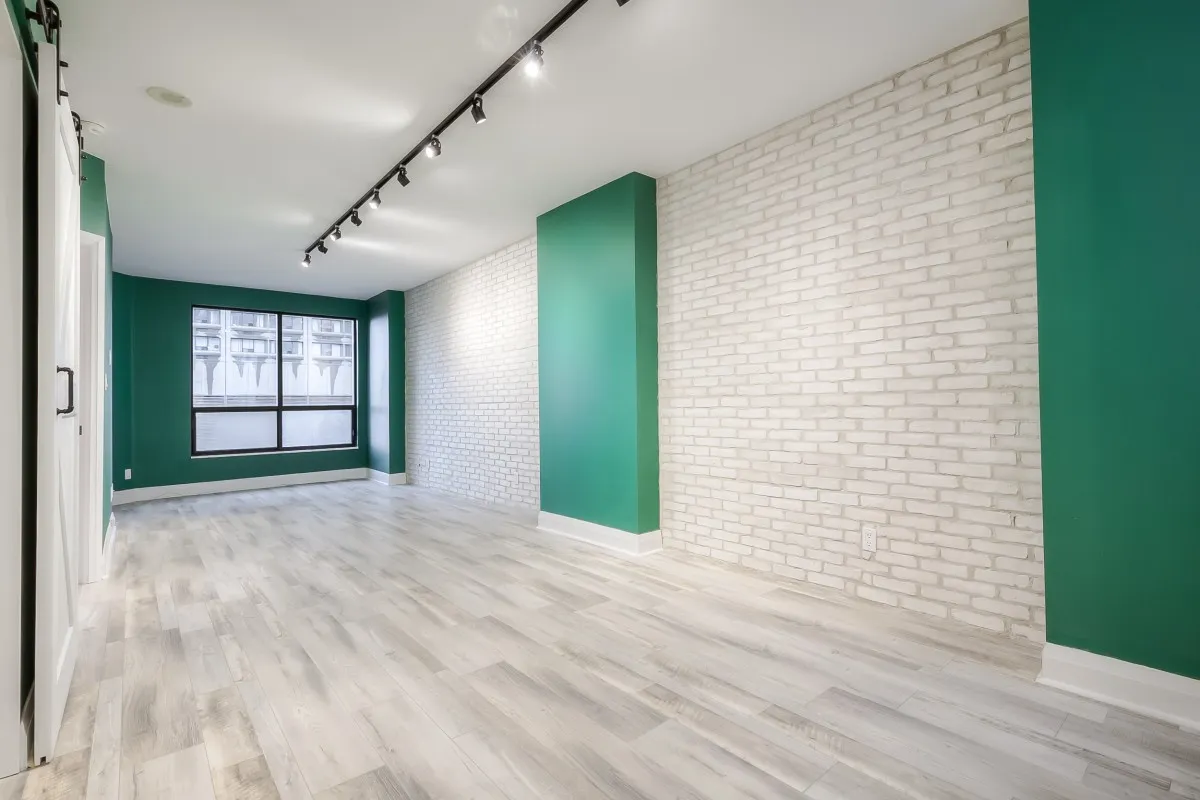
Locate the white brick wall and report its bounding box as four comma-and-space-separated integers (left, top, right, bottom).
405, 237, 540, 507
657, 21, 1043, 640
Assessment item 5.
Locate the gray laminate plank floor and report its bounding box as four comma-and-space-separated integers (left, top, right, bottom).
2, 481, 1198, 799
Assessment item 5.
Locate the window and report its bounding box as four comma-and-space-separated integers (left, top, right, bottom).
191, 306, 357, 455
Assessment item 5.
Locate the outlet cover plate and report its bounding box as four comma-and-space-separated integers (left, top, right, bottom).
862, 525, 877, 554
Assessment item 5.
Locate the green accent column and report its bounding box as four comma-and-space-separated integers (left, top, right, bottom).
1032, 0, 1200, 679
537, 172, 658, 533
367, 290, 406, 476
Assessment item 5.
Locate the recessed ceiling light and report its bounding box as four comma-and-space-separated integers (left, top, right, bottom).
146, 86, 193, 108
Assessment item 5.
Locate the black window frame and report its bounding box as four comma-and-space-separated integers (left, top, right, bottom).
190, 304, 358, 457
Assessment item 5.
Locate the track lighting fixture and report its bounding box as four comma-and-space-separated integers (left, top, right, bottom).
331, 226, 342, 241
302, 253, 311, 268
524, 43, 545, 77
302, 0, 635, 258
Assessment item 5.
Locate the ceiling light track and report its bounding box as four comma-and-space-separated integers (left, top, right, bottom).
303, 0, 632, 263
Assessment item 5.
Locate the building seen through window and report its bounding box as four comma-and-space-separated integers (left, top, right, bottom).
191, 307, 356, 454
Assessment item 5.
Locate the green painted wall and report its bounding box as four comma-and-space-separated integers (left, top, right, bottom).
4, 0, 34, 70
80, 153, 113, 536
366, 290, 405, 475
1032, 0, 1200, 679
537, 172, 659, 534
112, 275, 369, 489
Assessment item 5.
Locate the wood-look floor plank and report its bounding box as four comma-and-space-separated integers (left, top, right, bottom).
84, 677, 123, 800
197, 686, 263, 771
13, 747, 91, 800
804, 762, 911, 800
356, 691, 505, 800
121, 629, 203, 767
183, 628, 235, 695
225, 609, 381, 794
130, 744, 216, 800
638, 719, 810, 799
55, 681, 99, 758
36, 482, 1200, 800
211, 756, 281, 800
236, 681, 312, 800
311, 767, 407, 800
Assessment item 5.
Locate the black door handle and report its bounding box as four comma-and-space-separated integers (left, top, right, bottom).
56, 366, 74, 415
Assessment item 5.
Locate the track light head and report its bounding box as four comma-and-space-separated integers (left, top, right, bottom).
331, 226, 342, 241
524, 43, 544, 77
350, 210, 362, 226
471, 94, 487, 124
396, 166, 410, 187
301, 253, 311, 268
426, 136, 442, 158
368, 189, 382, 209
317, 241, 328, 254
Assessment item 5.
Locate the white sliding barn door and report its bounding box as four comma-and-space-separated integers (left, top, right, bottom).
34, 42, 82, 764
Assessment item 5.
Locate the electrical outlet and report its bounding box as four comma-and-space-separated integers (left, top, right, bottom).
124, 468, 132, 480
862, 525, 877, 555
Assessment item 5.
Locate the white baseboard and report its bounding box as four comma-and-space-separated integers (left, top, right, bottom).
368, 470, 407, 486
112, 468, 368, 505
537, 511, 662, 556
1039, 643, 1200, 730
100, 513, 118, 579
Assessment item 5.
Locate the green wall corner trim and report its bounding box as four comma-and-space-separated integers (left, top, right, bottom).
537, 172, 659, 534
366, 290, 405, 475
1032, 0, 1200, 680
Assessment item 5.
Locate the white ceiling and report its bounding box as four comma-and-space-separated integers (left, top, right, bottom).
61, 0, 1026, 299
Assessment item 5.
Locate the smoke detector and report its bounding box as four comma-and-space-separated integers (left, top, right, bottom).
81, 119, 105, 137
145, 86, 192, 108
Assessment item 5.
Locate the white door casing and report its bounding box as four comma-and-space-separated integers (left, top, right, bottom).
0, 11, 27, 781
34, 42, 82, 764
79, 231, 107, 585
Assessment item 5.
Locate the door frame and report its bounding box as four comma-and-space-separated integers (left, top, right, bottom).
78, 231, 107, 585
0, 9, 27, 781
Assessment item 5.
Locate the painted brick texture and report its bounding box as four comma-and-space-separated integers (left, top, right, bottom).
657, 22, 1043, 640
405, 237, 540, 507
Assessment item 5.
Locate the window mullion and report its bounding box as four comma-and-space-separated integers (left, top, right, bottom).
276, 314, 283, 451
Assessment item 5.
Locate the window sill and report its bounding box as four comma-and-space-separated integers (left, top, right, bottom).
192, 445, 359, 460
